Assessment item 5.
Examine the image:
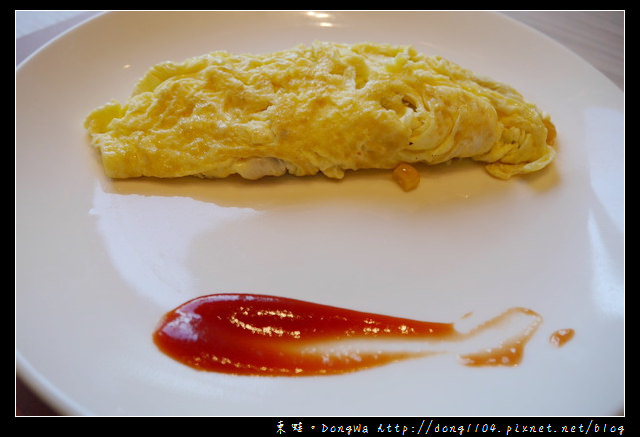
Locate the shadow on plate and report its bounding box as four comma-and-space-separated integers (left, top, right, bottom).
96, 159, 560, 212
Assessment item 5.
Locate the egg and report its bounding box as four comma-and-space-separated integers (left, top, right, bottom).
84, 41, 556, 181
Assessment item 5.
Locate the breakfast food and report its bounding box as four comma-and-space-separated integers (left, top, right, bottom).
84, 42, 556, 182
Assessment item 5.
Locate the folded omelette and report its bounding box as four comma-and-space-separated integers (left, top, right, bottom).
84, 41, 556, 181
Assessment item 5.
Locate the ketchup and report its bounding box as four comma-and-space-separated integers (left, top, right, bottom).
549, 328, 575, 347
153, 293, 543, 376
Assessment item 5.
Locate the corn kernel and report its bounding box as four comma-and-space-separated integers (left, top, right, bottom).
392, 163, 420, 191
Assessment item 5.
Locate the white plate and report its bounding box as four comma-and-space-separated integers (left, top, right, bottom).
16, 11, 624, 416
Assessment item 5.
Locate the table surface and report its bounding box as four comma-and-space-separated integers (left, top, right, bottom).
15, 10, 625, 417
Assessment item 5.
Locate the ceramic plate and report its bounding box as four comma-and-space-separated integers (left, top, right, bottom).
16, 11, 624, 416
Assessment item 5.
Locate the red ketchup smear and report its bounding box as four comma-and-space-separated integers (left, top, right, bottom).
153, 293, 541, 376
549, 328, 575, 347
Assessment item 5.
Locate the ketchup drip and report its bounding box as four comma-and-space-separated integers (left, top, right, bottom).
153, 293, 542, 376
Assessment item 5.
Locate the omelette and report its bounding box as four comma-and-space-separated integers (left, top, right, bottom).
84, 41, 556, 181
